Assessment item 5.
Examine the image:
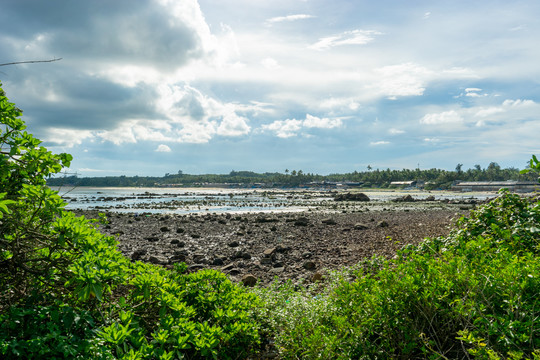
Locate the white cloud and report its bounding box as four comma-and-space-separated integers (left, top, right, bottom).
43, 128, 94, 147
502, 99, 535, 107
475, 107, 504, 118
420, 110, 463, 125
370, 141, 390, 146
266, 14, 315, 24
262, 119, 303, 138
309, 30, 382, 50
303, 114, 342, 129
155, 144, 171, 152
261, 57, 280, 69
217, 112, 251, 137
372, 63, 432, 98
262, 114, 342, 138
389, 128, 405, 135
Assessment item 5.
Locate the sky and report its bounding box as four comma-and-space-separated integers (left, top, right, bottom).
1, 0, 539, 176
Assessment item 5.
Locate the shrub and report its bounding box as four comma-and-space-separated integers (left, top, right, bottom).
253, 190, 540, 359
0, 83, 261, 359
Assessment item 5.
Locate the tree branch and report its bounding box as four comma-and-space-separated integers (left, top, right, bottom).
0, 58, 63, 67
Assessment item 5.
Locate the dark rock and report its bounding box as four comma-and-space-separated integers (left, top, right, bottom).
263, 248, 276, 257
377, 220, 389, 228
312, 272, 323, 282
303, 261, 316, 270
131, 249, 147, 261
193, 254, 206, 263
221, 264, 236, 272
256, 216, 279, 223
145, 236, 159, 242
302, 251, 312, 259
169, 254, 186, 263
321, 218, 337, 225
148, 255, 168, 265
260, 257, 272, 265
228, 240, 240, 247
354, 223, 369, 230
276, 244, 291, 253
227, 268, 242, 276
176, 228, 185, 234
188, 264, 205, 271
241, 274, 257, 287
273, 261, 284, 268
212, 257, 225, 266
190, 233, 201, 239
392, 195, 415, 202
294, 217, 309, 226
334, 192, 370, 202
160, 226, 170, 232
270, 267, 285, 274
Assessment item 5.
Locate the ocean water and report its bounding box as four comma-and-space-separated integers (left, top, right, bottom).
50, 186, 495, 215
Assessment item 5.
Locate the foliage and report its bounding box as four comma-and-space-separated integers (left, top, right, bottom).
253, 190, 540, 359
0, 83, 261, 359
47, 162, 536, 189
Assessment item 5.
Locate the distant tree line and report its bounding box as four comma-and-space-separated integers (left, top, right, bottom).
46, 162, 538, 189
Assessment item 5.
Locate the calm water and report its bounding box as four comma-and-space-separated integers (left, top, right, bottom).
50, 186, 496, 215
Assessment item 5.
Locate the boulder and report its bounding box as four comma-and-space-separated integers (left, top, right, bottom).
354, 223, 369, 230
148, 255, 168, 265
392, 195, 415, 202
131, 249, 147, 261
334, 192, 370, 202
241, 274, 257, 287
377, 220, 389, 228
321, 218, 337, 225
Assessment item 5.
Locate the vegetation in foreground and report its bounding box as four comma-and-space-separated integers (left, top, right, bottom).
1, 83, 539, 359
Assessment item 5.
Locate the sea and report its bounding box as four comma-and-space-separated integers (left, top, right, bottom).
49, 186, 496, 215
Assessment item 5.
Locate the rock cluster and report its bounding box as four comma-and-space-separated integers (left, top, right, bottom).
81, 206, 465, 286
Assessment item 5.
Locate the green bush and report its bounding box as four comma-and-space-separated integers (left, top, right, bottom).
254, 191, 540, 359
0, 83, 261, 359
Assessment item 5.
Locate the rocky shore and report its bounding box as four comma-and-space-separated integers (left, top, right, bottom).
83, 203, 471, 286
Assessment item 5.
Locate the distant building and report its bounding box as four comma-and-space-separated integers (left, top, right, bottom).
452, 181, 539, 193
390, 180, 424, 188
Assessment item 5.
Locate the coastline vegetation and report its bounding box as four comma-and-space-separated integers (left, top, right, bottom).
1, 83, 539, 359
47, 164, 537, 190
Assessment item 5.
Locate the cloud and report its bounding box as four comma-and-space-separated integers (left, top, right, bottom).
262, 114, 342, 138
303, 114, 342, 129
261, 119, 302, 138
420, 110, 463, 125
372, 63, 432, 98
155, 144, 171, 152
217, 112, 251, 137
389, 128, 405, 135
502, 99, 535, 108
266, 14, 315, 24
42, 128, 95, 147
370, 141, 390, 146
309, 30, 382, 51
261, 57, 280, 69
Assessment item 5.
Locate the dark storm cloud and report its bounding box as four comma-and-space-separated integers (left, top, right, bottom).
0, 0, 203, 69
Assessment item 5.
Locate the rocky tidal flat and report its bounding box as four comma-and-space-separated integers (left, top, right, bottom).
80, 194, 477, 286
